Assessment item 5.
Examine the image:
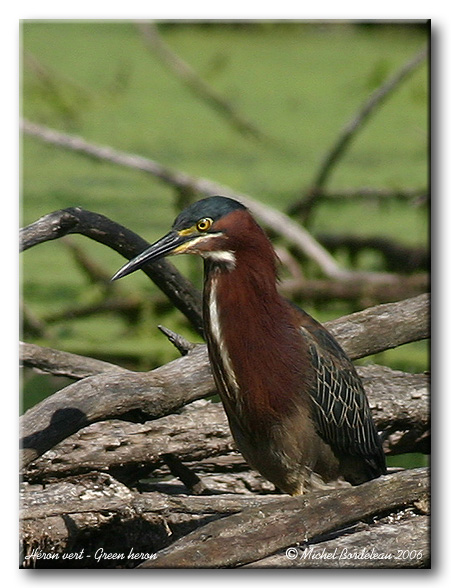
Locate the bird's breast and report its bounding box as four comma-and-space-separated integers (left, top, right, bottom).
203, 270, 313, 429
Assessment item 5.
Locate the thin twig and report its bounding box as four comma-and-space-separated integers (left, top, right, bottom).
158, 325, 196, 356
162, 453, 211, 495
289, 45, 428, 220
136, 22, 277, 148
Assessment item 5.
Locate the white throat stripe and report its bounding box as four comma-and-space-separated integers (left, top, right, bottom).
202, 250, 236, 265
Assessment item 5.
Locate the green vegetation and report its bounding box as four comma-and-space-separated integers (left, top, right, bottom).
21, 21, 429, 408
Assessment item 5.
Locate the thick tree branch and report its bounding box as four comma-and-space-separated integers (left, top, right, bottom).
21, 295, 428, 380
326, 293, 429, 359
20, 342, 127, 380
20, 344, 214, 469
20, 357, 429, 479
20, 293, 429, 471
20, 469, 429, 569
245, 515, 429, 568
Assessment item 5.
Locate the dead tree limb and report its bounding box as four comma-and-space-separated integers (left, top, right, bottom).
20, 293, 429, 471
20, 341, 127, 380
19, 471, 284, 568
316, 233, 429, 274
289, 45, 428, 220
313, 46, 427, 189
23, 400, 232, 483
22, 363, 429, 483
20, 120, 353, 280
136, 22, 276, 147
20, 294, 429, 381
280, 274, 428, 305
326, 293, 429, 359
138, 468, 428, 568
20, 469, 429, 569
20, 344, 214, 469
245, 514, 429, 568
20, 125, 427, 285
20, 206, 204, 336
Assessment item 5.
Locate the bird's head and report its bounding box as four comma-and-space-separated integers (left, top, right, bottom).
111, 196, 257, 281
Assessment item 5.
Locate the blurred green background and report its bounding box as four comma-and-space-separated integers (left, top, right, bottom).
21, 18, 429, 455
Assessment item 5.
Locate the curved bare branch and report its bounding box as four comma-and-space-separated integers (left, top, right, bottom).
289, 45, 428, 220
20, 206, 204, 336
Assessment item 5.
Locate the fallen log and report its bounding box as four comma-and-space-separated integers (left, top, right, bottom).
139, 468, 429, 568
20, 468, 429, 569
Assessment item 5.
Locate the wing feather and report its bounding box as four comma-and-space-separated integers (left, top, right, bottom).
296, 313, 386, 478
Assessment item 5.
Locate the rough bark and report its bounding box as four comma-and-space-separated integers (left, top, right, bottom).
21, 294, 429, 381
23, 400, 232, 483
138, 468, 429, 568
20, 468, 429, 569
20, 341, 127, 379
326, 293, 429, 360
19, 201, 430, 568
19, 471, 285, 568
244, 515, 430, 568
20, 344, 213, 469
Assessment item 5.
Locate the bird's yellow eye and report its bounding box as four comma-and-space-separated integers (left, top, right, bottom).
196, 218, 213, 232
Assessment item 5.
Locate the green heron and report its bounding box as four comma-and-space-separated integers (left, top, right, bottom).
112, 196, 386, 495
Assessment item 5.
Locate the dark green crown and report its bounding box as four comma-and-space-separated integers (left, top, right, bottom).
172, 196, 246, 231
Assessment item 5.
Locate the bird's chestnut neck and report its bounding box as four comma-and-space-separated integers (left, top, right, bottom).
205, 209, 278, 286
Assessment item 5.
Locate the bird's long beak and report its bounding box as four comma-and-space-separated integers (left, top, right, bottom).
111, 230, 191, 281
